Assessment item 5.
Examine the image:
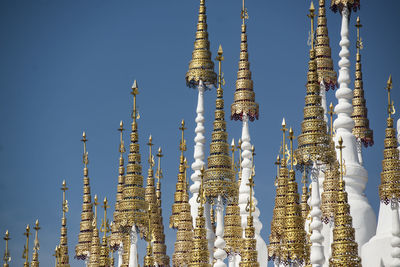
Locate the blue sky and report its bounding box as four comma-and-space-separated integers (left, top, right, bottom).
0, 0, 399, 266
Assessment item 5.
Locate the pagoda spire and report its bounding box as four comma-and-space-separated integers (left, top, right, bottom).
300, 169, 310, 221
329, 137, 362, 266
89, 195, 101, 267
172, 120, 194, 267
351, 16, 374, 150
379, 76, 400, 204
239, 157, 259, 267
281, 128, 307, 265
110, 121, 126, 251
99, 197, 111, 267
231, 2, 267, 265
117, 80, 147, 267
189, 166, 211, 267
315, 0, 337, 90
153, 147, 170, 266
144, 206, 155, 267
145, 135, 157, 241
3, 230, 11, 267
23, 225, 30, 267
31, 220, 40, 267
75, 131, 94, 260
58, 180, 70, 267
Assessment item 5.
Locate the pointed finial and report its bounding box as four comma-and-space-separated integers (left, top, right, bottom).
33, 220, 40, 253
328, 102, 335, 136
81, 132, 89, 166
179, 120, 187, 153
355, 16, 363, 53
93, 194, 99, 221
197, 166, 206, 205
61, 180, 68, 216
336, 136, 346, 183
147, 135, 154, 168
3, 230, 11, 266
282, 117, 286, 128
307, 1, 316, 49
101, 197, 110, 238
131, 80, 140, 121
281, 118, 288, 164
215, 45, 225, 89
241, 0, 249, 24
23, 224, 30, 265
289, 127, 295, 170
118, 121, 126, 154
156, 147, 163, 182
386, 75, 395, 117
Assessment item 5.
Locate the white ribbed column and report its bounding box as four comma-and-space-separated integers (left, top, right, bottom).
214, 195, 227, 267
238, 114, 268, 267
310, 162, 325, 267
228, 254, 240, 267
333, 6, 376, 253
390, 202, 400, 267
129, 225, 138, 267
188, 80, 215, 262
117, 244, 123, 267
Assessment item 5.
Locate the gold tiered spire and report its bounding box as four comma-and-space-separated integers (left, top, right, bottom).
58, 180, 70, 267
224, 139, 243, 255
3, 230, 11, 267
239, 154, 259, 267
170, 120, 189, 229
300, 169, 310, 221
99, 197, 111, 267
329, 137, 362, 266
351, 17, 374, 147
330, 0, 360, 13
23, 225, 30, 267
379, 76, 400, 203
89, 195, 100, 267
31, 220, 40, 267
172, 121, 194, 266
281, 128, 306, 265
145, 135, 157, 240
110, 121, 126, 250
185, 0, 217, 88
231, 0, 259, 121
268, 121, 289, 262
204, 45, 236, 201
144, 206, 155, 267
294, 6, 333, 166
315, 0, 337, 90
153, 147, 170, 266
189, 166, 211, 267
117, 80, 147, 234
75, 132, 94, 260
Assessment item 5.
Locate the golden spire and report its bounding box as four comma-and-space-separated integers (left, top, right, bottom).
144, 206, 155, 267
224, 140, 243, 255
99, 197, 111, 267
239, 160, 259, 267
281, 128, 306, 265
189, 166, 211, 267
315, 0, 337, 89
231, 0, 259, 121
145, 135, 157, 239
329, 137, 362, 266
307, 2, 316, 50
31, 220, 40, 267
379, 76, 400, 203
294, 8, 333, 165
3, 230, 11, 267
204, 45, 237, 201
23, 224, 30, 267
328, 103, 335, 137
117, 80, 147, 235
75, 131, 94, 260
153, 147, 170, 266
300, 169, 310, 221
110, 121, 126, 250
185, 0, 217, 88
351, 17, 374, 147
89, 195, 100, 267
58, 180, 70, 267
172, 121, 194, 267
170, 120, 188, 229
330, 0, 360, 13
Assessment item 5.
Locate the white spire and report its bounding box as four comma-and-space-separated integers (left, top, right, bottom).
214, 195, 227, 267
390, 202, 400, 267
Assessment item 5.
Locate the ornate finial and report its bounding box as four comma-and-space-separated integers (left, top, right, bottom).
307, 1, 316, 49
59, 180, 70, 266
3, 230, 11, 267
147, 135, 155, 168
246, 176, 255, 218
216, 45, 225, 90
101, 197, 110, 238
355, 16, 363, 53
179, 120, 187, 153
231, 138, 237, 170
30, 220, 40, 267
387, 75, 395, 117
289, 127, 296, 170
156, 147, 163, 183
197, 166, 206, 205
241, 0, 249, 24
281, 118, 288, 164
118, 120, 125, 154
131, 80, 140, 121
23, 225, 30, 267
61, 180, 69, 217
81, 132, 88, 167
336, 137, 346, 183
185, 0, 217, 88
328, 103, 335, 136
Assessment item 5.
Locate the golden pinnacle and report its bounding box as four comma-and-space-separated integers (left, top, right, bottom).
81, 131, 87, 143
289, 127, 294, 140
131, 80, 139, 96
119, 120, 124, 131
355, 16, 362, 28
148, 135, 153, 146
216, 45, 224, 62
94, 195, 98, 206
309, 1, 315, 13
282, 117, 286, 128
34, 220, 40, 231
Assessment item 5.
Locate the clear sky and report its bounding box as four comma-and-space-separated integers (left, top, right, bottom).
0, 0, 399, 266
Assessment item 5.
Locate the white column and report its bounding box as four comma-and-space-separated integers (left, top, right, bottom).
117, 243, 123, 267
188, 80, 215, 261
214, 195, 227, 267
333, 6, 376, 252
129, 225, 138, 267
238, 114, 268, 267
310, 162, 325, 267
390, 202, 400, 267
